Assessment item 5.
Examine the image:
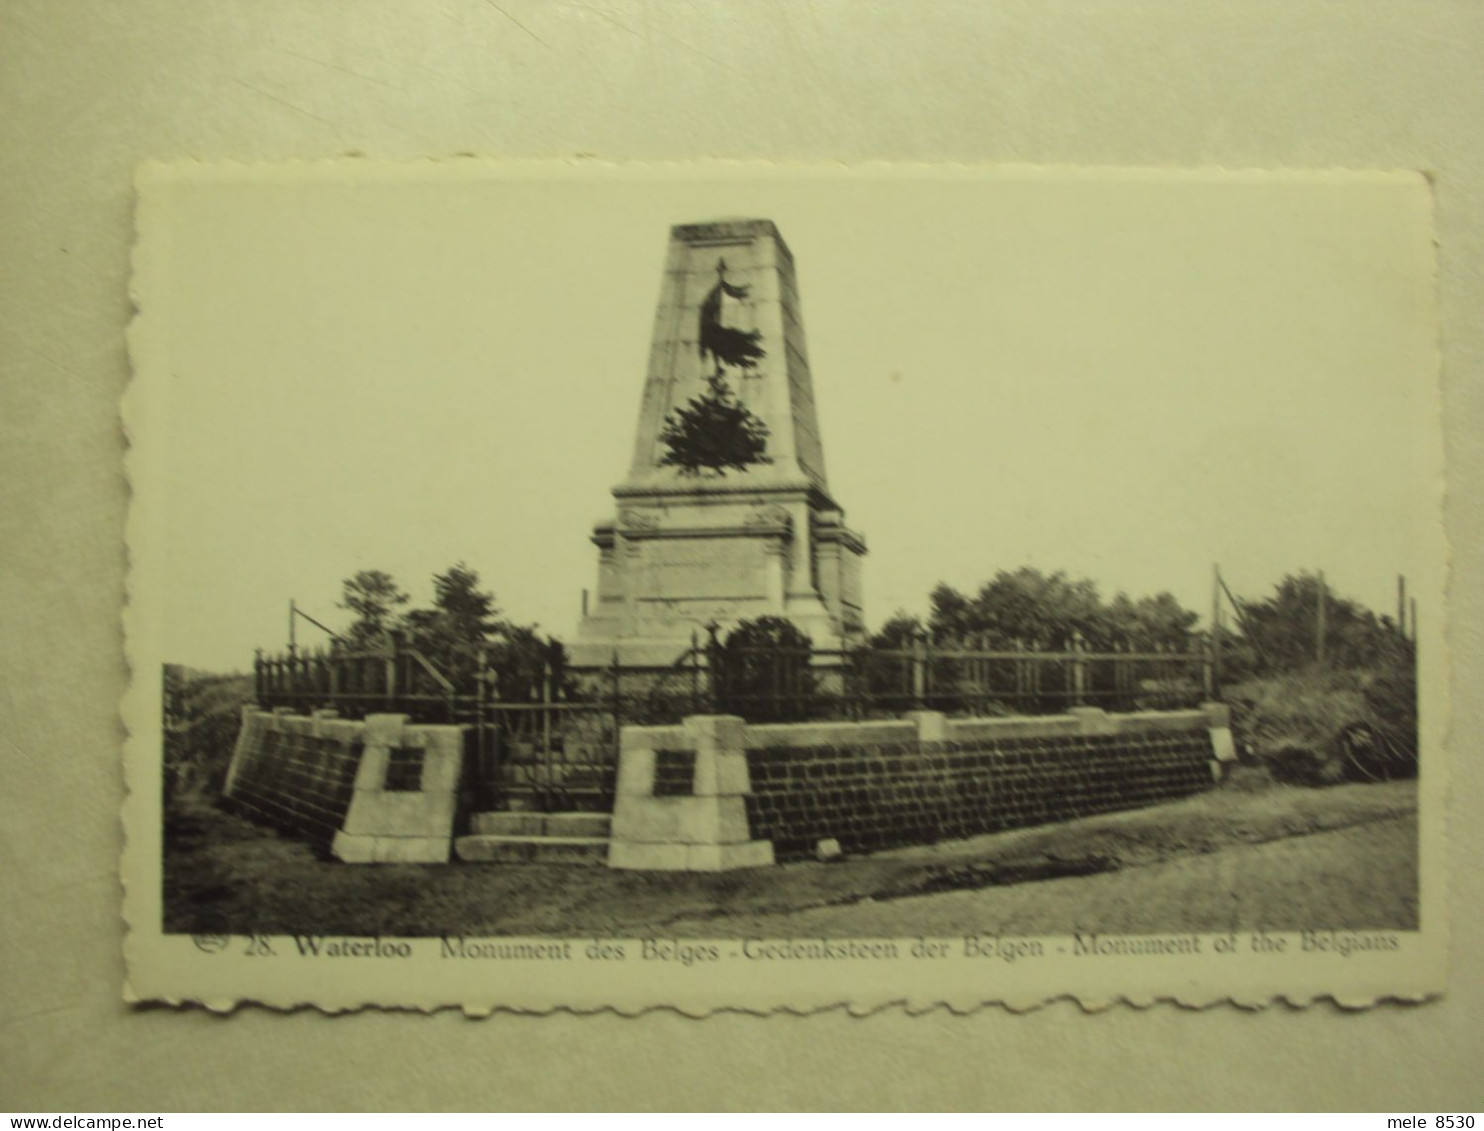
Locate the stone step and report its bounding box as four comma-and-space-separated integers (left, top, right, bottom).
469, 811, 612, 838
493, 790, 613, 814
454, 834, 610, 865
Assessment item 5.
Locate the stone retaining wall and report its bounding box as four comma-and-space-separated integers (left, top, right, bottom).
746, 714, 1218, 860
223, 708, 466, 863
610, 705, 1233, 870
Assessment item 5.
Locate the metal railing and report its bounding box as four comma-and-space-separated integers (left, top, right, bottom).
252, 633, 1212, 812
706, 637, 1212, 721
255, 633, 1213, 724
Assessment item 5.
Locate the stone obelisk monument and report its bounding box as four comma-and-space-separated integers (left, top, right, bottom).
572, 219, 867, 667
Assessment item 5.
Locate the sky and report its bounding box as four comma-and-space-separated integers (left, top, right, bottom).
137, 164, 1443, 672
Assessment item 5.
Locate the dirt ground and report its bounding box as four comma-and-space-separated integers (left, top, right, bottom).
687, 816, 1416, 937
163, 778, 1418, 938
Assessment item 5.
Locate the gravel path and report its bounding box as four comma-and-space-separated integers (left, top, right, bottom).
666, 813, 1418, 937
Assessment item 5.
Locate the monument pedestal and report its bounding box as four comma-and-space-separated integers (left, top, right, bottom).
572, 219, 867, 668
571, 480, 865, 667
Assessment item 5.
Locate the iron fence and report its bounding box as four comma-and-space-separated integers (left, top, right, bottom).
253, 634, 1212, 812
255, 634, 1213, 724
254, 637, 461, 720
707, 638, 1212, 720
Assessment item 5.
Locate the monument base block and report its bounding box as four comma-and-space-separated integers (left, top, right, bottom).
572, 481, 865, 667
607, 715, 775, 872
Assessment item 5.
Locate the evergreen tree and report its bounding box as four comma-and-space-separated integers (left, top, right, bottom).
336, 563, 567, 698
400, 562, 506, 685
870, 611, 925, 651
337, 570, 410, 649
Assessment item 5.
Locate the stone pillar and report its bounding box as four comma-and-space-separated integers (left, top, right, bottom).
904, 709, 949, 744
608, 714, 776, 871
331, 713, 465, 864
1201, 700, 1238, 778
1068, 705, 1117, 735
222, 706, 267, 797
763, 538, 788, 613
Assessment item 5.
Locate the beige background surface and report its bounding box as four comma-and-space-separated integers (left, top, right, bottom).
2, 0, 1481, 1111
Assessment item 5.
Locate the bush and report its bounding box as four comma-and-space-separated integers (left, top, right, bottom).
162, 665, 254, 808
1343, 646, 1418, 780
711, 617, 820, 722
1228, 667, 1366, 756
1226, 654, 1417, 785
1266, 742, 1346, 787
1362, 647, 1418, 749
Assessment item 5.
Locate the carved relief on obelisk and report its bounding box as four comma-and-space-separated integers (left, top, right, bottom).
572, 219, 866, 667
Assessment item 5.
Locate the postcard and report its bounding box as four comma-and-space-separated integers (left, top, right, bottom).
123, 161, 1445, 1012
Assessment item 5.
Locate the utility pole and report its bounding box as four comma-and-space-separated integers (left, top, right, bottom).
288, 597, 297, 654
1210, 563, 1223, 695
1397, 574, 1407, 641
1316, 570, 1327, 666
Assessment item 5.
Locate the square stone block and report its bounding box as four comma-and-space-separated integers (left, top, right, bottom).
362, 713, 408, 748
685, 841, 774, 872
323, 719, 362, 744
339, 795, 382, 836
342, 788, 456, 839
418, 744, 464, 793
607, 841, 691, 871
683, 714, 748, 756
697, 751, 754, 798
1069, 707, 1116, 736
616, 745, 659, 797
351, 744, 389, 791
677, 797, 754, 845
331, 831, 377, 864
1202, 702, 1233, 728
904, 710, 949, 743
612, 795, 688, 843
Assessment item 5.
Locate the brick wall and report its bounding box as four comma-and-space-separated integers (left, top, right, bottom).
224, 711, 362, 845
742, 712, 1218, 860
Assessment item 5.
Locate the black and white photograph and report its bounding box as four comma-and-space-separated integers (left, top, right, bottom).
124, 162, 1444, 1010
